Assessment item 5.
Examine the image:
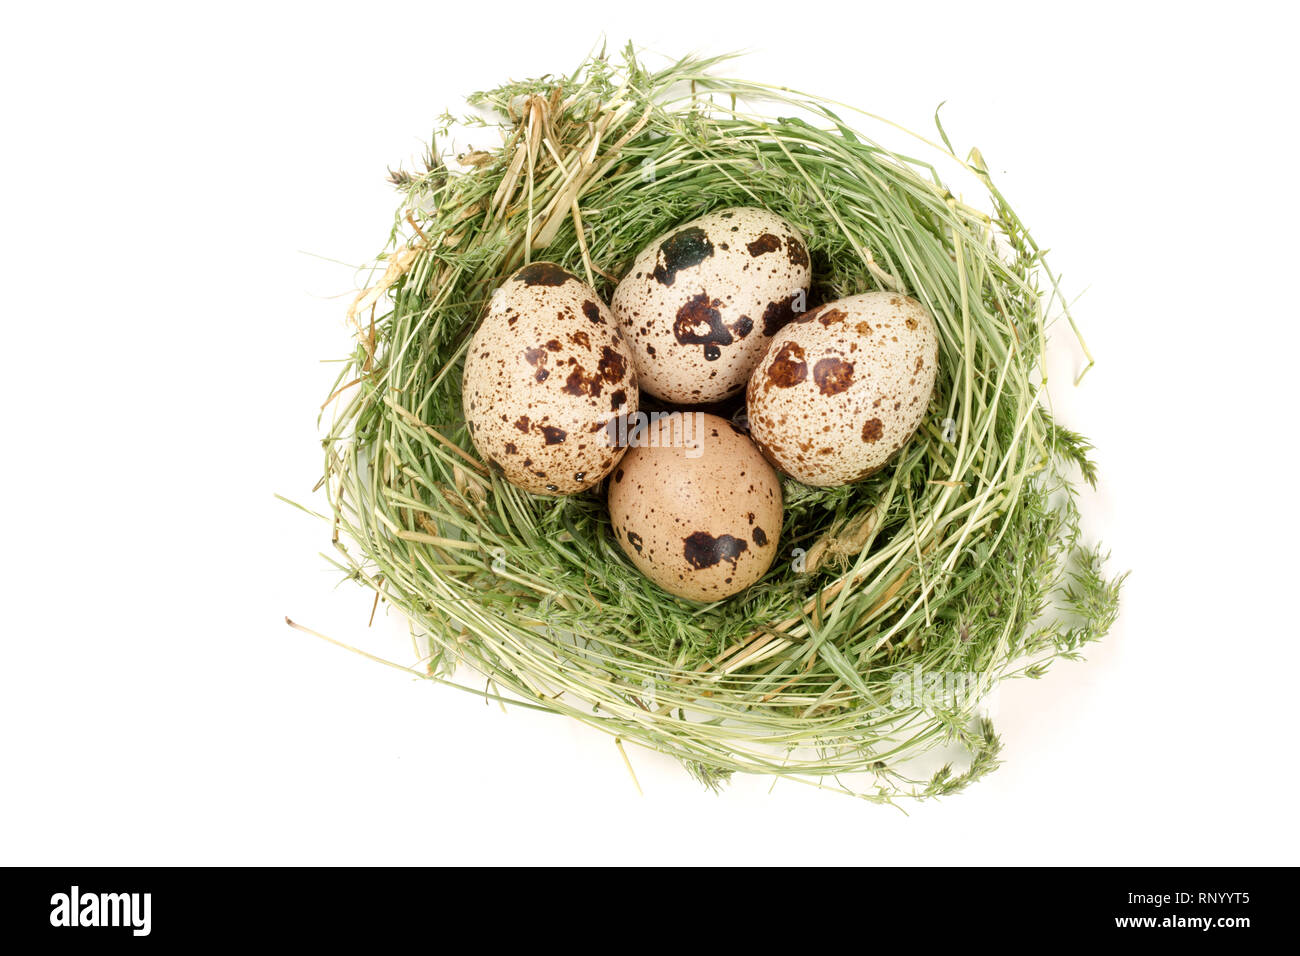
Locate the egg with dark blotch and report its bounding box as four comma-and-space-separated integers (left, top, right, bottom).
462, 262, 639, 495
607, 412, 782, 601
611, 207, 812, 405
746, 291, 939, 487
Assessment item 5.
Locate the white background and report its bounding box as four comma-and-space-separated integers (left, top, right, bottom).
3, 0, 1297, 865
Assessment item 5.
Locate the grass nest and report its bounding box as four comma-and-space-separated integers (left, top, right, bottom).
310, 46, 1123, 802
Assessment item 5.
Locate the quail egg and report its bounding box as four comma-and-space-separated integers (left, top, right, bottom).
611, 207, 812, 404
608, 412, 782, 601
462, 262, 638, 495
746, 291, 939, 487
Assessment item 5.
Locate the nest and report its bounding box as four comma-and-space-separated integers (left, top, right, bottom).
314, 47, 1122, 801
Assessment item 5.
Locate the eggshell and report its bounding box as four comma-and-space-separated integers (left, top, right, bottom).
746, 292, 939, 487
607, 412, 782, 602
611, 207, 812, 404
462, 262, 638, 495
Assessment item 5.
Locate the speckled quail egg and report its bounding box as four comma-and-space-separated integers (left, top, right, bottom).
608, 412, 782, 602
611, 207, 812, 405
462, 262, 638, 495
746, 291, 939, 487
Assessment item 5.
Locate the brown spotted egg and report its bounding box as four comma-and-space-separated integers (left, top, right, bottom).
462, 262, 638, 495
746, 292, 940, 487
608, 412, 782, 602
611, 207, 812, 404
